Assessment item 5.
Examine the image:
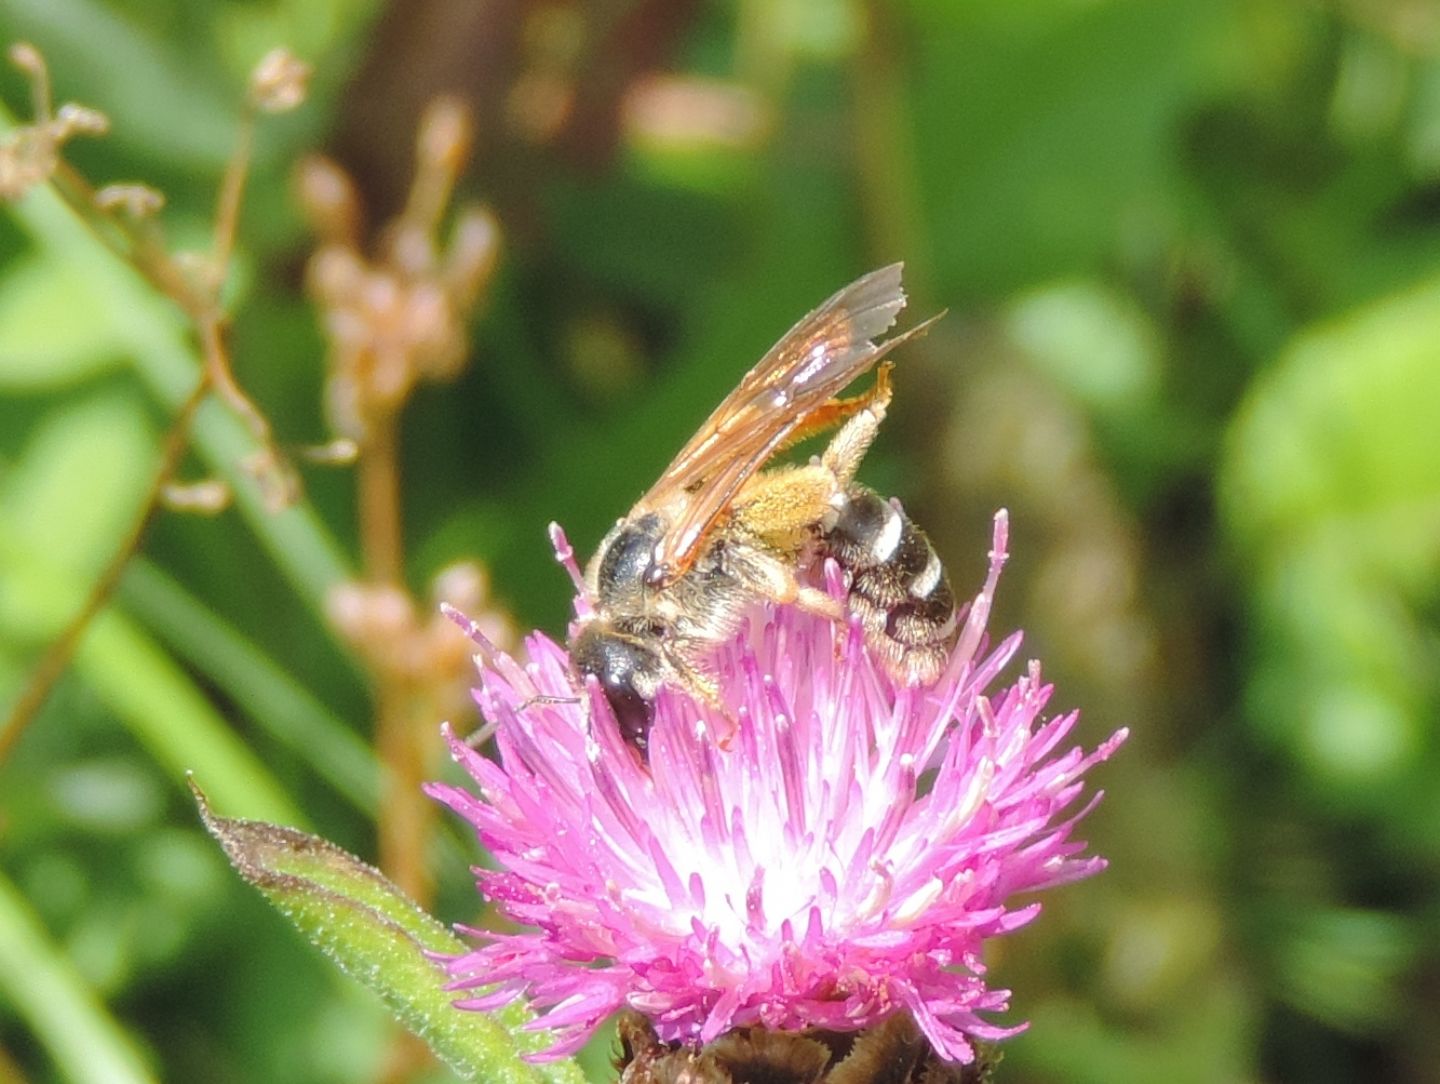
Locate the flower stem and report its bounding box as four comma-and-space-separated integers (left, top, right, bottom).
360, 411, 435, 908
0, 377, 206, 762
0, 59, 302, 759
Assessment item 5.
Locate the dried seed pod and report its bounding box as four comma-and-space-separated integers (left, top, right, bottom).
614, 1013, 997, 1084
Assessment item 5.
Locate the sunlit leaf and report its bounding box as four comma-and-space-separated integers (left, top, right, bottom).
0, 871, 158, 1084
196, 784, 585, 1084
1007, 279, 1161, 408
0, 392, 152, 628
0, 252, 125, 389
1221, 274, 1440, 792
1272, 907, 1415, 1032
3, 0, 236, 167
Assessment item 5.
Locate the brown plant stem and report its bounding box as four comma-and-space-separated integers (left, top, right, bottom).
360, 412, 433, 907
852, 1, 930, 289
0, 378, 209, 762
212, 102, 256, 273
359, 413, 404, 587
0, 83, 282, 761
48, 161, 278, 457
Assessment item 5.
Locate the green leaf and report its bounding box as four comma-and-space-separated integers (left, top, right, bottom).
0, 870, 159, 1084
0, 532, 305, 826
0, 252, 125, 389
0, 391, 153, 602
1220, 274, 1440, 793
1272, 907, 1415, 1032
195, 784, 586, 1084
1006, 279, 1161, 409
3, 0, 236, 168
908, 0, 1236, 295
120, 558, 379, 815
0, 101, 353, 622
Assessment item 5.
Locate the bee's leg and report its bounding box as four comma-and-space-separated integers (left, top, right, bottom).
820, 362, 893, 485
668, 651, 720, 706
794, 583, 844, 618
779, 361, 896, 453
664, 644, 742, 743
728, 546, 843, 619
757, 557, 846, 621
733, 554, 846, 668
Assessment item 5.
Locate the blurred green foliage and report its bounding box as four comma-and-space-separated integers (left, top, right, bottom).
1, 0, 1438, 1081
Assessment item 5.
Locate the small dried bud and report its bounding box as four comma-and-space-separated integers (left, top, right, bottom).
169, 249, 222, 297
329, 582, 404, 641
0, 136, 56, 200
417, 97, 473, 179
0, 45, 111, 201
429, 562, 488, 612
384, 222, 435, 278
326, 583, 371, 647
95, 183, 166, 218
242, 446, 301, 512
428, 567, 516, 676
306, 248, 361, 313
295, 155, 362, 245
249, 48, 311, 114
161, 479, 232, 514
299, 438, 359, 466
622, 75, 769, 152
7, 42, 45, 80
444, 207, 501, 303
55, 103, 109, 137
328, 582, 421, 674
402, 283, 453, 352
367, 585, 415, 641
302, 96, 500, 436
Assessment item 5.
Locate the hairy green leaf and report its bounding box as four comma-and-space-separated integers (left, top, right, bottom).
195, 783, 585, 1084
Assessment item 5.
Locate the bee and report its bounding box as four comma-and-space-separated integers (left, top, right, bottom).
569, 264, 957, 751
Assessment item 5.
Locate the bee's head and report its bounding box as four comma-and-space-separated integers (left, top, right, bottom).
570, 623, 664, 752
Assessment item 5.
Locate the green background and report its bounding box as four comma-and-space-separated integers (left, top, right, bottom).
2, 0, 1439, 1081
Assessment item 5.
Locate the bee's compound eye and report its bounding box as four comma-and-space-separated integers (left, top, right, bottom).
595, 514, 664, 597
571, 628, 659, 752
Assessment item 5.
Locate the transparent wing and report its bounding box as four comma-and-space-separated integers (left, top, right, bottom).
638, 263, 932, 586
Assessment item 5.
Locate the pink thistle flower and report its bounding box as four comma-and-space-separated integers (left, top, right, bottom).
427, 511, 1126, 1064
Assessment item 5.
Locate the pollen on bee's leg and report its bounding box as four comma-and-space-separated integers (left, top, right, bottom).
794, 584, 843, 620
806, 356, 887, 459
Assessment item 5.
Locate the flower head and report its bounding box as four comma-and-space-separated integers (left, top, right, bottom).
428, 511, 1125, 1063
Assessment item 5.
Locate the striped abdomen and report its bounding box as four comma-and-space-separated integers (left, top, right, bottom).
822, 486, 958, 684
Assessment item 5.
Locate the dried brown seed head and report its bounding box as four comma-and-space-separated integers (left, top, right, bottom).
250, 48, 311, 114
613, 1015, 997, 1084
95, 183, 166, 218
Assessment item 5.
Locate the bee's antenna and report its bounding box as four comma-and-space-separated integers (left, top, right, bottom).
519, 693, 582, 712
549, 522, 594, 617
